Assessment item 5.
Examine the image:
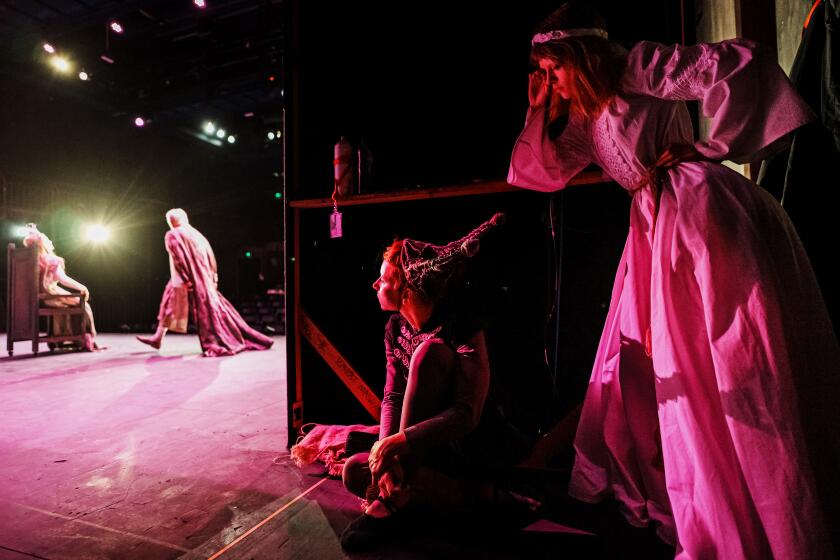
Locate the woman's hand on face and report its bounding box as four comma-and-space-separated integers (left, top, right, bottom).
528, 69, 549, 109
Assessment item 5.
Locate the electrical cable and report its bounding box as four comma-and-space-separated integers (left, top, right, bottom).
544, 192, 565, 416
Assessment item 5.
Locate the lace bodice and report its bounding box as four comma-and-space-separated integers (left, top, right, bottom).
588, 95, 693, 191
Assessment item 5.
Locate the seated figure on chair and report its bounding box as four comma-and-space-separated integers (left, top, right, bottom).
341, 213, 534, 550
22, 224, 104, 352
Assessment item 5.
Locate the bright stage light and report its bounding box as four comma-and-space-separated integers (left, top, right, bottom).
215, 129, 226, 138
43, 43, 56, 54
79, 70, 89, 81
109, 21, 124, 34
267, 131, 275, 140
50, 55, 72, 74
194, 0, 207, 8
11, 225, 29, 238
227, 135, 235, 144
203, 121, 216, 135
86, 224, 110, 243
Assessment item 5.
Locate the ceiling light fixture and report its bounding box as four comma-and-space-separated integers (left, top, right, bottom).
49, 56, 72, 74
109, 21, 124, 34
79, 70, 89, 81
194, 0, 207, 8
215, 129, 226, 139
43, 43, 56, 54
227, 135, 236, 144
203, 121, 216, 134
134, 117, 146, 127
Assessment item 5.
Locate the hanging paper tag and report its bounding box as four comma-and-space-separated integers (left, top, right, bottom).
329, 210, 343, 238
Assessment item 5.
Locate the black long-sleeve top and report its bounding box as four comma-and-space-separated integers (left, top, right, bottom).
379, 313, 490, 455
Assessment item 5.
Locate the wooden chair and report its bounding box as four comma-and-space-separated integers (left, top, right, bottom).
6, 243, 88, 356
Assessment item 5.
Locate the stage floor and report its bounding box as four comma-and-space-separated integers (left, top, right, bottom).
0, 334, 671, 559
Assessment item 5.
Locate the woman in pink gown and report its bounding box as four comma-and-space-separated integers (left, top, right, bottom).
508, 3, 840, 558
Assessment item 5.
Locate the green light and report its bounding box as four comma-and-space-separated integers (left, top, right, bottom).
274, 192, 282, 199
245, 251, 252, 258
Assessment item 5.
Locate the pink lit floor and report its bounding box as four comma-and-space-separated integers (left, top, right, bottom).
0, 334, 671, 559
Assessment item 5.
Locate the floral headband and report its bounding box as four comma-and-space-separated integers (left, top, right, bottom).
531, 28, 608, 45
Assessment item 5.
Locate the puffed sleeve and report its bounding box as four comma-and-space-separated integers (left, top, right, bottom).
623, 39, 815, 162
507, 106, 592, 192
45, 255, 63, 276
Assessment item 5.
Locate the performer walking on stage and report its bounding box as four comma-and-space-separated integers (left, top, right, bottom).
137, 208, 273, 357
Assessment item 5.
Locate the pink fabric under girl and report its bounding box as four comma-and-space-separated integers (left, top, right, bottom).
291, 423, 379, 477
509, 39, 840, 559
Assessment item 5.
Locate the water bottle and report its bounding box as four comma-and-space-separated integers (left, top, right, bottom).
334, 136, 352, 197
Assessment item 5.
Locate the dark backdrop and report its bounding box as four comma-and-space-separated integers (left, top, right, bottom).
0, 78, 284, 331
286, 1, 691, 431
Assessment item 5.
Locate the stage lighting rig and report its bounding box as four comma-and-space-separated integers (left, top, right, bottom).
49, 55, 72, 74
85, 224, 111, 244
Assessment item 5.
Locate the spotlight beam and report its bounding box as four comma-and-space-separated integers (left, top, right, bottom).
86, 224, 111, 244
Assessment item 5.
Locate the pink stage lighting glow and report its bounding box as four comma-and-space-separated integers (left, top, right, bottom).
134, 117, 145, 127
43, 43, 56, 54
100, 54, 115, 64
109, 21, 124, 34
194, 0, 207, 8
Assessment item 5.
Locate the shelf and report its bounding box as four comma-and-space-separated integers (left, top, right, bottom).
288, 171, 607, 209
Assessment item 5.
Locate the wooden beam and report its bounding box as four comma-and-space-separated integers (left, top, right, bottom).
289, 172, 606, 209
298, 309, 381, 421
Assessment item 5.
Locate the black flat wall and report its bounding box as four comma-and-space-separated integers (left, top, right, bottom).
284, 0, 692, 433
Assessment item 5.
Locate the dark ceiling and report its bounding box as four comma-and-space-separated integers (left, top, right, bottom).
0, 0, 284, 154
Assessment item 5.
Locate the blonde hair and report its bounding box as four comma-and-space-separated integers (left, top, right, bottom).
22, 225, 62, 270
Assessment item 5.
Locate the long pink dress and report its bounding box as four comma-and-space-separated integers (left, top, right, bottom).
509, 39, 840, 559
160, 225, 274, 357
